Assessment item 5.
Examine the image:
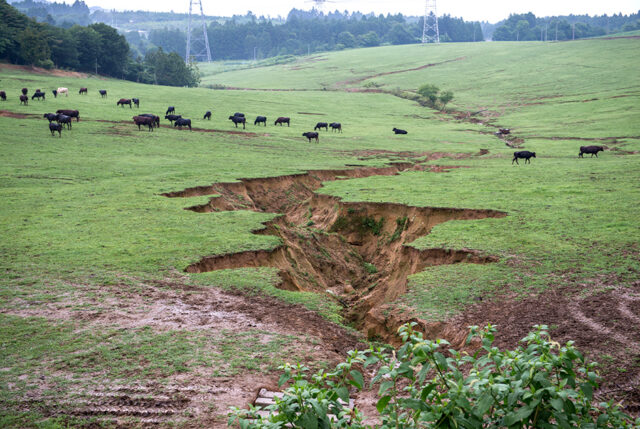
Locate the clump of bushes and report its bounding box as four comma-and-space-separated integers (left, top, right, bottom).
417, 84, 455, 110
230, 324, 639, 428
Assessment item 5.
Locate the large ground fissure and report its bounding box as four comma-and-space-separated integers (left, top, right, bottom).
163, 162, 506, 341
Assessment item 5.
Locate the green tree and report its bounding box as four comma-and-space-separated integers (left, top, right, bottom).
358, 31, 380, 47
438, 90, 454, 109
17, 25, 50, 65
388, 22, 414, 45
336, 31, 357, 48
144, 48, 199, 87
89, 23, 129, 77
68, 25, 100, 72
417, 83, 440, 104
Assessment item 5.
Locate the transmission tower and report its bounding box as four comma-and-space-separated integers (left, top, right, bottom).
185, 0, 212, 63
421, 0, 440, 44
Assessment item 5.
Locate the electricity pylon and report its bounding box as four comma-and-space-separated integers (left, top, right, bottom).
422, 0, 440, 44
185, 0, 212, 63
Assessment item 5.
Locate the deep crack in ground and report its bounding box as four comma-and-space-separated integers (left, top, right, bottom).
163, 161, 507, 341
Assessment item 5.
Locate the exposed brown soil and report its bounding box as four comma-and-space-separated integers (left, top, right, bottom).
446, 280, 640, 417
2, 275, 360, 426
0, 62, 89, 78
164, 162, 506, 343
0, 109, 38, 119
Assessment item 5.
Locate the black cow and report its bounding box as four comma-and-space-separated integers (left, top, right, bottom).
302, 132, 319, 143
512, 151, 536, 165
133, 115, 155, 131
31, 91, 46, 100
49, 122, 62, 137
43, 113, 58, 123
117, 98, 132, 108
79, 87, 88, 95
275, 117, 290, 126
52, 89, 57, 98
0, 91, 6, 101
57, 114, 72, 130
165, 114, 182, 124
330, 122, 342, 133
204, 111, 212, 120
56, 109, 80, 122
139, 113, 160, 128
166, 106, 175, 115
314, 122, 328, 131
233, 112, 245, 117
99, 90, 107, 98
254, 116, 267, 126
19, 95, 28, 105
132, 98, 140, 108
579, 145, 604, 158
21, 88, 28, 96
174, 118, 192, 130
393, 128, 407, 135
229, 115, 246, 129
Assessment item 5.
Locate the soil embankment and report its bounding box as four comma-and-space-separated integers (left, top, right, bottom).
164, 161, 506, 342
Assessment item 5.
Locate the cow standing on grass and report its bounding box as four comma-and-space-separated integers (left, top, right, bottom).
512, 151, 536, 165
579, 146, 604, 158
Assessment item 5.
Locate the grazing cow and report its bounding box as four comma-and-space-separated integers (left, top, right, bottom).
174, 118, 192, 130
0, 91, 7, 101
330, 122, 342, 133
117, 98, 132, 108
204, 111, 212, 120
79, 87, 88, 95
57, 87, 68, 97
19, 95, 28, 105
166, 106, 175, 115
579, 145, 604, 158
233, 112, 245, 118
275, 117, 290, 126
512, 151, 536, 165
133, 116, 155, 132
43, 113, 58, 123
31, 91, 46, 100
57, 114, 72, 130
254, 116, 267, 126
393, 128, 407, 135
132, 98, 140, 108
302, 132, 319, 143
21, 88, 28, 96
165, 114, 182, 124
56, 109, 80, 122
139, 113, 160, 128
314, 122, 328, 131
99, 90, 107, 98
49, 122, 62, 137
229, 115, 246, 129
52, 89, 57, 98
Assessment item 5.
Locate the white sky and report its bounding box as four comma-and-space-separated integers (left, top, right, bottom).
83, 0, 640, 23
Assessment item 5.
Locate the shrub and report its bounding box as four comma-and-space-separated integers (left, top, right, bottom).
229, 324, 639, 428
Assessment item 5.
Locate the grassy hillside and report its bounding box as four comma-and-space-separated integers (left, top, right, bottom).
1, 36, 639, 426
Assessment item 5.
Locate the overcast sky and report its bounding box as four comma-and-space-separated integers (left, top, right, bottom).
83, 0, 640, 23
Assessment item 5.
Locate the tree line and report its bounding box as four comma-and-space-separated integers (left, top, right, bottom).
0, 0, 199, 86
492, 11, 640, 41
145, 10, 483, 61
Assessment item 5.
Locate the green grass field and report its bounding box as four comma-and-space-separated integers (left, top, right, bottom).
1, 36, 639, 426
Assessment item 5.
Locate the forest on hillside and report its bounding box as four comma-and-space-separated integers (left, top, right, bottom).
0, 0, 199, 86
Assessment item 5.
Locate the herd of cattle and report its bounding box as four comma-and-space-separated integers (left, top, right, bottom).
1, 86, 607, 161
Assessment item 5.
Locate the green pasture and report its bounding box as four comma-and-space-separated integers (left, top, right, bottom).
1, 35, 639, 425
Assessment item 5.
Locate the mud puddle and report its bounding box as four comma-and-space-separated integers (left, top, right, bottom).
165, 162, 506, 342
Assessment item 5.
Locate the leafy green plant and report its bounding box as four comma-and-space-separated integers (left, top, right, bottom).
229, 324, 638, 428
363, 262, 378, 274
